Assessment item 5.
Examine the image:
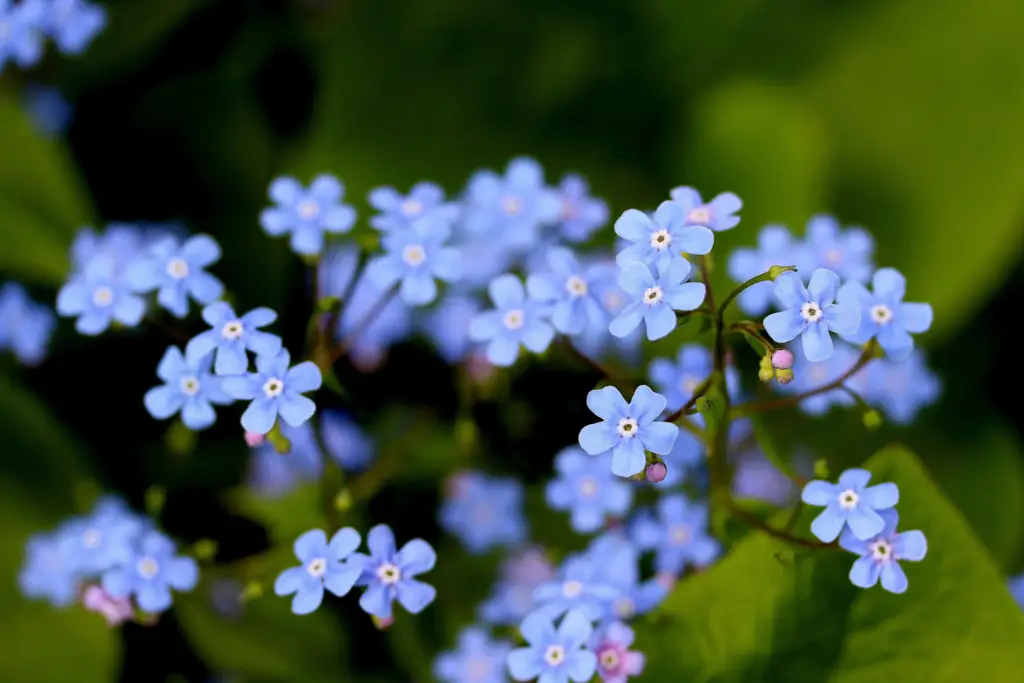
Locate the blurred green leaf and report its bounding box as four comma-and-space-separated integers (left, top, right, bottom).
638, 446, 1024, 682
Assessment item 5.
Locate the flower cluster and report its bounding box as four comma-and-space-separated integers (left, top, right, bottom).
0, 0, 106, 73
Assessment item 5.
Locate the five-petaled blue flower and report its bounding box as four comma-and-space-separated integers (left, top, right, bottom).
364, 216, 462, 306
56, 254, 146, 335
101, 530, 198, 614
803, 215, 875, 283
273, 527, 362, 615
468, 274, 555, 367
126, 234, 224, 318
801, 468, 899, 542
647, 344, 740, 412
0, 282, 55, 365
439, 471, 528, 554
590, 620, 646, 683
369, 181, 460, 232
507, 610, 598, 683
533, 555, 620, 622
859, 351, 941, 425
631, 493, 720, 575
613, 201, 714, 273
726, 225, 810, 315
609, 260, 705, 341
838, 267, 933, 361
463, 156, 562, 251
527, 247, 616, 335
186, 302, 283, 375
18, 530, 80, 607
554, 173, 609, 243
546, 448, 632, 534
259, 174, 357, 255
43, 0, 106, 55
0, 0, 45, 72
433, 627, 513, 683
222, 349, 322, 435
763, 269, 859, 362
351, 524, 437, 619
669, 186, 742, 232
144, 346, 233, 430
839, 509, 926, 594
578, 385, 679, 478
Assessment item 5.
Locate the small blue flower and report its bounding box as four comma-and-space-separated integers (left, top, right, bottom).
859, 351, 941, 425
22, 83, 73, 136
463, 157, 562, 251
533, 555, 620, 622
433, 627, 513, 683
669, 186, 742, 232
19, 529, 80, 607
763, 269, 860, 362
801, 468, 899, 542
336, 272, 414, 369
774, 341, 865, 416
126, 234, 224, 318
246, 421, 322, 497
478, 548, 555, 626
222, 349, 322, 435
365, 216, 462, 306
144, 346, 233, 430
726, 225, 810, 315
572, 274, 643, 365
321, 410, 376, 472
101, 530, 199, 613
802, 215, 875, 283
554, 173, 609, 243
527, 247, 616, 335
259, 174, 357, 255
62, 504, 144, 576
609, 259, 705, 341
421, 294, 482, 364
839, 509, 926, 594
590, 620, 646, 683
546, 448, 633, 534
631, 494, 720, 575
578, 385, 679, 478
838, 267, 933, 361
42, 0, 106, 55
507, 610, 597, 683
351, 524, 437, 619
369, 181, 460, 232
273, 527, 362, 615
56, 254, 146, 335
185, 302, 283, 375
614, 201, 714, 273
440, 471, 528, 554
0, 0, 46, 72
0, 282, 55, 365
647, 344, 739, 412
581, 533, 663, 622
468, 274, 555, 367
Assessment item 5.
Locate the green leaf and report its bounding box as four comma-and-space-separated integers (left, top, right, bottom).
638, 446, 1024, 682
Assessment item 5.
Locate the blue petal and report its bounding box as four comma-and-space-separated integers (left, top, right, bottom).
824, 303, 860, 336
611, 439, 646, 477
665, 282, 705, 311
614, 243, 649, 268
520, 610, 557, 645
400, 272, 438, 306
807, 268, 841, 305
871, 267, 905, 301
640, 422, 677, 455
800, 480, 836, 506
676, 226, 714, 255
552, 300, 583, 335
328, 527, 362, 560
214, 345, 250, 376
181, 399, 216, 430
862, 483, 899, 510
846, 507, 885, 540
396, 579, 436, 613
557, 609, 593, 646
137, 585, 173, 613
292, 583, 326, 614
365, 255, 405, 290
274, 566, 308, 596
290, 227, 325, 256
586, 386, 628, 421
247, 331, 283, 359
397, 539, 437, 576
269, 176, 303, 205
526, 273, 560, 303
894, 530, 927, 561
181, 234, 221, 267
294, 529, 328, 562
486, 336, 520, 367
810, 506, 847, 542
113, 294, 145, 326
579, 422, 618, 456
186, 271, 224, 305
669, 186, 702, 210
431, 248, 462, 282
144, 386, 183, 420
643, 306, 676, 340
609, 303, 643, 339
838, 468, 872, 489
185, 331, 217, 366
166, 557, 199, 590
878, 326, 914, 360
76, 311, 111, 335
261, 208, 292, 236
849, 555, 881, 589
286, 361, 323, 393
613, 209, 652, 242
508, 648, 543, 681
898, 302, 932, 333
468, 310, 502, 341
764, 308, 805, 344
242, 307, 277, 328
618, 262, 654, 295
100, 567, 132, 598
359, 582, 393, 618
367, 524, 396, 559
489, 274, 525, 309
241, 397, 279, 434
800, 322, 834, 362
278, 393, 316, 428
629, 384, 666, 422
772, 272, 807, 309
324, 566, 361, 597
521, 320, 555, 353
880, 561, 909, 594
220, 375, 258, 400
56, 281, 89, 315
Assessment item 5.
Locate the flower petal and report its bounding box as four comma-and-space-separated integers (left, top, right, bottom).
849, 555, 881, 589
872, 267, 906, 301
396, 539, 437, 576
807, 268, 841, 304
862, 483, 899, 510
396, 579, 436, 614
880, 561, 909, 594
772, 272, 807, 309
894, 530, 928, 562
639, 421, 678, 455
489, 274, 525, 309
764, 308, 805, 344
801, 322, 834, 362
579, 422, 619, 456
898, 302, 933, 334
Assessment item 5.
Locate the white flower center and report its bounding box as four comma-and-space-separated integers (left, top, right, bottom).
179, 375, 201, 396
644, 286, 663, 305
598, 647, 621, 671
617, 417, 638, 438
92, 286, 114, 307
544, 645, 566, 667
137, 556, 160, 579
376, 562, 402, 585
306, 557, 328, 578
166, 258, 190, 280
565, 275, 588, 298
263, 378, 284, 398
297, 199, 321, 220
680, 375, 700, 394
650, 229, 672, 250
401, 198, 423, 216
82, 529, 102, 549
562, 580, 583, 598
687, 207, 711, 224
402, 244, 427, 267
503, 309, 525, 330
800, 302, 823, 322
869, 539, 893, 562
669, 524, 692, 545
838, 489, 859, 510
578, 477, 599, 497
221, 320, 244, 340
613, 596, 636, 619
501, 196, 523, 216
870, 304, 893, 325
824, 248, 843, 266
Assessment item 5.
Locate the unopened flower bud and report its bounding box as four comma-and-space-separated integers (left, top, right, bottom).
695, 396, 714, 414
372, 614, 394, 630
768, 265, 796, 280
775, 368, 794, 385
82, 585, 134, 627
645, 462, 668, 483
244, 431, 265, 447
771, 349, 794, 370
758, 366, 775, 382
862, 409, 883, 431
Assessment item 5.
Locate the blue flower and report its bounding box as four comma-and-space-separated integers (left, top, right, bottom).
802, 215, 875, 283
669, 186, 742, 232
62, 503, 144, 576
101, 530, 199, 613
440, 471, 528, 554
259, 174, 357, 255
144, 346, 233, 430
609, 260, 705, 341
352, 524, 437, 619
839, 509, 926, 594
478, 548, 555, 626
321, 410, 376, 471
572, 273, 643, 364
433, 627, 513, 683
859, 351, 941, 424
369, 181, 460, 232
631, 494, 720, 575
56, 254, 146, 335
581, 533, 664, 622
774, 341, 865, 416
0, 0, 45, 72
507, 610, 597, 683
0, 282, 55, 365
336, 272, 414, 370
19, 529, 80, 607
273, 527, 362, 615
126, 234, 224, 318
554, 173, 609, 243
578, 385, 679, 478
246, 421, 322, 496
613, 201, 714, 273
22, 83, 73, 136
185, 302, 283, 375
421, 294, 482, 364
590, 621, 646, 683
533, 555, 620, 622
647, 344, 739, 412
801, 468, 899, 542
365, 216, 462, 306
726, 225, 810, 315
222, 349, 322, 435
463, 157, 562, 252
527, 247, 616, 335
468, 274, 555, 367
763, 269, 860, 362
42, 0, 106, 55
546, 448, 633, 534
838, 267, 933, 361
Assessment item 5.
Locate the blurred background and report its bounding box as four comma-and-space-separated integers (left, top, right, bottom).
2, 0, 1024, 681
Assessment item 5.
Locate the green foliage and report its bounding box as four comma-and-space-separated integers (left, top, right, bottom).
637, 446, 1024, 682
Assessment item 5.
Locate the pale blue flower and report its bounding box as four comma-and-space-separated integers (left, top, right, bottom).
609, 260, 705, 342
221, 349, 322, 435
801, 468, 899, 542
669, 186, 742, 232
273, 528, 362, 615
839, 509, 926, 594
614, 201, 713, 273
838, 267, 933, 361
763, 269, 859, 362
578, 385, 678, 478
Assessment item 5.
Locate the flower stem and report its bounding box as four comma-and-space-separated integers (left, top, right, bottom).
727, 498, 838, 551
718, 266, 796, 317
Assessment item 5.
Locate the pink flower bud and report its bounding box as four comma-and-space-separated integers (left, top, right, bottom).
244, 431, 265, 447
645, 462, 668, 483
372, 614, 394, 630
82, 585, 134, 627
771, 349, 794, 370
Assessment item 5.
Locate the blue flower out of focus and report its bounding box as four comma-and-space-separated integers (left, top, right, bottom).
631, 493, 720, 574
0, 282, 55, 365
222, 349, 322, 435
126, 234, 225, 318
365, 216, 462, 306
838, 267, 933, 361
609, 259, 705, 341
0, 0, 45, 72
468, 274, 555, 367
582, 534, 666, 622
726, 225, 810, 315
260, 174, 357, 256
507, 610, 597, 683
527, 247, 616, 335
186, 302, 283, 375
56, 254, 146, 335
144, 346, 233, 430
554, 173, 609, 243
546, 448, 633, 533
101, 530, 198, 613
803, 215, 875, 283
590, 621, 646, 683
439, 471, 528, 554
369, 181, 460, 232
351, 524, 437, 619
62, 502, 143, 575
578, 385, 679, 477
764, 269, 860, 362
533, 555, 620, 621
647, 344, 739, 412
18, 530, 79, 607
478, 548, 555, 626
43, 0, 106, 55
801, 468, 899, 542
421, 294, 482, 364
433, 627, 513, 683
669, 186, 742, 232
839, 509, 927, 594
463, 156, 562, 251
614, 201, 714, 273
22, 84, 73, 136
859, 350, 941, 424
273, 527, 362, 615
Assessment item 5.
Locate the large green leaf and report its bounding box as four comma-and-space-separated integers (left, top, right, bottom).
637, 446, 1024, 682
